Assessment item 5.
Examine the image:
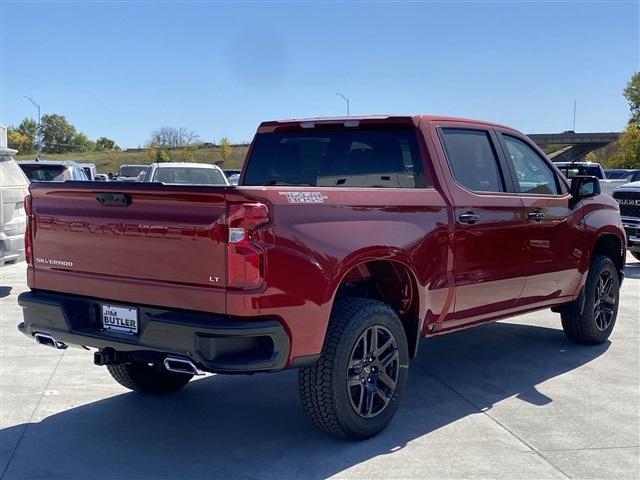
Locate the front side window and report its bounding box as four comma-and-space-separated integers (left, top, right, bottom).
440, 128, 505, 193
503, 135, 559, 195
243, 129, 427, 188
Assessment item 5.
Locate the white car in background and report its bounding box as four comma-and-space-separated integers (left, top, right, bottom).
141, 162, 228, 185
17, 160, 89, 182
0, 126, 29, 265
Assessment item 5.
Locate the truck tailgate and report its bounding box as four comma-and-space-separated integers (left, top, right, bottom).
29, 183, 228, 313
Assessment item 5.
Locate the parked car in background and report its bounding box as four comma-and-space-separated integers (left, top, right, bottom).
0, 126, 29, 265
223, 169, 242, 178
17, 160, 89, 182
554, 162, 629, 196
141, 162, 228, 185
115, 164, 149, 181
605, 169, 640, 182
18, 115, 625, 440
227, 173, 240, 185
613, 181, 640, 261
77, 163, 97, 181
95, 174, 108, 182
554, 161, 605, 179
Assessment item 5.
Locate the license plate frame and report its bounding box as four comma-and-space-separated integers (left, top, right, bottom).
101, 304, 139, 335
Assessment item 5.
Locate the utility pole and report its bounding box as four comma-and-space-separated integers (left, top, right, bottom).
572, 100, 577, 132
336, 93, 350, 116
23, 96, 41, 154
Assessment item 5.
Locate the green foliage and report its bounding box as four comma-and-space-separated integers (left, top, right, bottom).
156, 149, 171, 163
96, 137, 118, 150
8, 118, 38, 153
219, 137, 231, 163
623, 72, 640, 126
616, 123, 640, 169
7, 131, 30, 153
41, 113, 78, 153
72, 132, 96, 152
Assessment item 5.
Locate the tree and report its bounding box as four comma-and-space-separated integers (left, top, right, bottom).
96, 137, 118, 150
40, 114, 77, 153
72, 132, 96, 152
7, 130, 30, 153
219, 137, 231, 163
7, 118, 38, 153
584, 151, 597, 163
149, 127, 199, 149
623, 72, 640, 126
617, 72, 640, 169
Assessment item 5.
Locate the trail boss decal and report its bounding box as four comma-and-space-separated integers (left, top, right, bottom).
279, 192, 328, 204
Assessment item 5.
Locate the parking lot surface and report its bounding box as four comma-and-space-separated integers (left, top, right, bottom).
1, 260, 639, 479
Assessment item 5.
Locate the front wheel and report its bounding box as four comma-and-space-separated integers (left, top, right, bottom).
299, 297, 409, 440
561, 255, 620, 345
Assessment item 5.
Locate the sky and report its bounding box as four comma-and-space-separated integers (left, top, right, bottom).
1, 1, 638, 148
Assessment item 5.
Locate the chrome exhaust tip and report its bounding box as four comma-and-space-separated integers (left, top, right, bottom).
34, 332, 67, 350
163, 356, 204, 376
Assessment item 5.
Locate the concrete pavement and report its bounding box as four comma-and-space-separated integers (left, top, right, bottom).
1, 260, 638, 479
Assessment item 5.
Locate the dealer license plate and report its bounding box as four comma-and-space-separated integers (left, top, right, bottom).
102, 304, 138, 335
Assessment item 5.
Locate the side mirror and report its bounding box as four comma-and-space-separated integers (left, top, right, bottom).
570, 175, 600, 207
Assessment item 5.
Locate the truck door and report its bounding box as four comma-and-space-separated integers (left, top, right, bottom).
432, 124, 527, 329
495, 131, 584, 305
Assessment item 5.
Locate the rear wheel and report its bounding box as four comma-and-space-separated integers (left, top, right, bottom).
561, 255, 619, 345
299, 297, 409, 440
106, 362, 193, 394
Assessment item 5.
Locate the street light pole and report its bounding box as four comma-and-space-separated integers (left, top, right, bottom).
336, 93, 350, 116
23, 96, 41, 154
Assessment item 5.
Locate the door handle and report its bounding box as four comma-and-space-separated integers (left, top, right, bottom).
528, 211, 545, 221
459, 212, 480, 224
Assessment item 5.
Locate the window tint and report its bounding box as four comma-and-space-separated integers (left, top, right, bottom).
503, 135, 559, 195
243, 130, 426, 188
440, 129, 505, 192
20, 164, 69, 182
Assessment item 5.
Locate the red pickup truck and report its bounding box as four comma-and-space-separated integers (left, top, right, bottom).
18, 115, 625, 440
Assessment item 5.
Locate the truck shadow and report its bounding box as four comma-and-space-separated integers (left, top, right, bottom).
1, 321, 608, 479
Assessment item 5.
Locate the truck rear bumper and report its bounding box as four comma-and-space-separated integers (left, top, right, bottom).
17, 290, 291, 374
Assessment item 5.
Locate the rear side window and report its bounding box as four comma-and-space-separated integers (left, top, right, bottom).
440, 129, 505, 193
503, 135, 560, 195
243, 130, 427, 188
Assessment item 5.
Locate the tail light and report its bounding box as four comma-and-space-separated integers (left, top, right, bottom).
24, 194, 33, 266
227, 203, 269, 289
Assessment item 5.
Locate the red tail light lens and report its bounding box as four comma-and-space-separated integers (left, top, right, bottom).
227, 203, 269, 289
24, 194, 33, 266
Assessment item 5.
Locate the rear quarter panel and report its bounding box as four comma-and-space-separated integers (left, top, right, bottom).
227, 187, 450, 359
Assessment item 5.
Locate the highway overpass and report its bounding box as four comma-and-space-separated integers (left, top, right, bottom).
528, 132, 620, 163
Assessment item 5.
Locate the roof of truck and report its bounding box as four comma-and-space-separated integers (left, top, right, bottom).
258, 115, 514, 132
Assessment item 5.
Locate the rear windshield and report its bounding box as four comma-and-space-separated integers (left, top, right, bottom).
20, 164, 69, 182
243, 130, 426, 188
152, 167, 227, 185
556, 164, 603, 179
118, 166, 147, 177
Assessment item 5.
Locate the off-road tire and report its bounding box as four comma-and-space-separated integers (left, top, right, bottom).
107, 362, 193, 394
561, 255, 620, 345
299, 297, 409, 440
